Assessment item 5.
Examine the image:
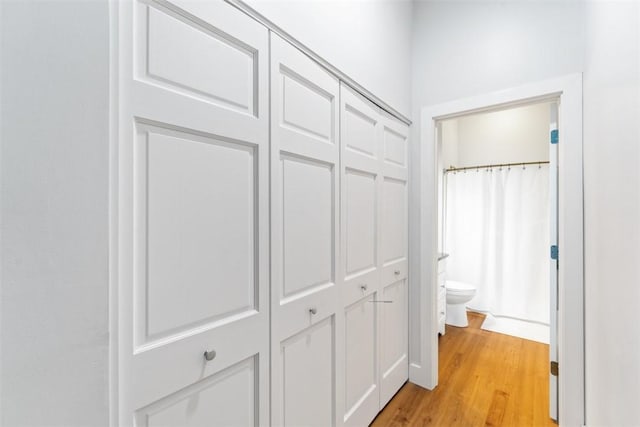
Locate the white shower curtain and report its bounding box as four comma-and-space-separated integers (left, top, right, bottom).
444, 165, 550, 324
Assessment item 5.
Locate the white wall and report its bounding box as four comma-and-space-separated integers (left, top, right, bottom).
0, 1, 110, 425
583, 2, 640, 425
411, 1, 640, 425
442, 102, 551, 169
410, 1, 585, 109
244, 0, 413, 117
408, 0, 585, 397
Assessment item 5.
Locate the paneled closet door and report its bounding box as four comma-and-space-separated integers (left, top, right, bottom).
339, 85, 382, 427
270, 34, 342, 427
378, 114, 410, 407
118, 1, 269, 426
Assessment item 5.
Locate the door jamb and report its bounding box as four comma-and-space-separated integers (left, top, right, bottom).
409, 74, 584, 425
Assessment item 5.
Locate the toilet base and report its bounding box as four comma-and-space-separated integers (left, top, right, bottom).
446, 303, 469, 327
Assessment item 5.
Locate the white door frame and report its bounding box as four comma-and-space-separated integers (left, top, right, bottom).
409, 73, 584, 425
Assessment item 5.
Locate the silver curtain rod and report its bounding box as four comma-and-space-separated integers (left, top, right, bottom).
444, 160, 550, 174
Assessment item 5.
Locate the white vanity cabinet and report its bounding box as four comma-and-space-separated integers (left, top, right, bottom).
437, 254, 448, 335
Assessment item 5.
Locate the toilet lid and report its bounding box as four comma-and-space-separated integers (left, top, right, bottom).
445, 280, 476, 291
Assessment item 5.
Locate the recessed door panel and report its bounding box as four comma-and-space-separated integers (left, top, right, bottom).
343, 104, 378, 157
344, 296, 378, 425
271, 34, 338, 165
381, 280, 407, 373
380, 279, 408, 406
382, 177, 407, 264
138, 124, 256, 343
282, 317, 335, 427
281, 156, 334, 298
281, 69, 334, 143
383, 126, 407, 167
345, 169, 376, 277
136, 356, 257, 427
138, 0, 257, 114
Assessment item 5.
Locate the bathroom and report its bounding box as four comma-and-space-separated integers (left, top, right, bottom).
437, 100, 555, 344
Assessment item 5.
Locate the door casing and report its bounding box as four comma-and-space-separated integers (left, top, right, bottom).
409, 73, 584, 426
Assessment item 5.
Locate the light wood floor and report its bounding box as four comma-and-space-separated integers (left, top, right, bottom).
372, 312, 556, 427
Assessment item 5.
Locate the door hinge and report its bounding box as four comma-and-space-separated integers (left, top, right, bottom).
550, 245, 558, 260
550, 129, 559, 144
550, 361, 559, 376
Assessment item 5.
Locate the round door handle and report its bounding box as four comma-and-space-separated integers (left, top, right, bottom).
394, 270, 401, 275
360, 284, 368, 291
309, 308, 317, 315
204, 350, 216, 361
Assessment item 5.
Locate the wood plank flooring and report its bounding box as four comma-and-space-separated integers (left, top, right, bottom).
372, 312, 556, 426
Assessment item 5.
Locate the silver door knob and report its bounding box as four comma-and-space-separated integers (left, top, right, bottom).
309, 308, 317, 315
204, 350, 216, 361
360, 284, 368, 291
394, 270, 401, 275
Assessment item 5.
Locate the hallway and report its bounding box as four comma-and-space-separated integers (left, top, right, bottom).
372, 312, 555, 426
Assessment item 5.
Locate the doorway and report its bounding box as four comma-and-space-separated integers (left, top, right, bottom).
409, 74, 584, 425
436, 100, 558, 420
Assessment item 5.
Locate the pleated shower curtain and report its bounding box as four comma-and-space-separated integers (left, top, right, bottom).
444, 164, 550, 324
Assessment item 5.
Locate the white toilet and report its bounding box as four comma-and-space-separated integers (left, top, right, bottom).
445, 280, 477, 327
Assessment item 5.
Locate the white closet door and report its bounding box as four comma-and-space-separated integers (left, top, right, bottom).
270, 34, 341, 427
339, 85, 382, 427
379, 115, 409, 407
118, 1, 269, 425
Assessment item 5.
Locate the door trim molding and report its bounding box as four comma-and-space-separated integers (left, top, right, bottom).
410, 73, 584, 425
108, 0, 120, 424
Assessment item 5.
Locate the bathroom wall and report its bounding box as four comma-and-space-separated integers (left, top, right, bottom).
438, 102, 552, 302
441, 102, 551, 169
440, 120, 459, 171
